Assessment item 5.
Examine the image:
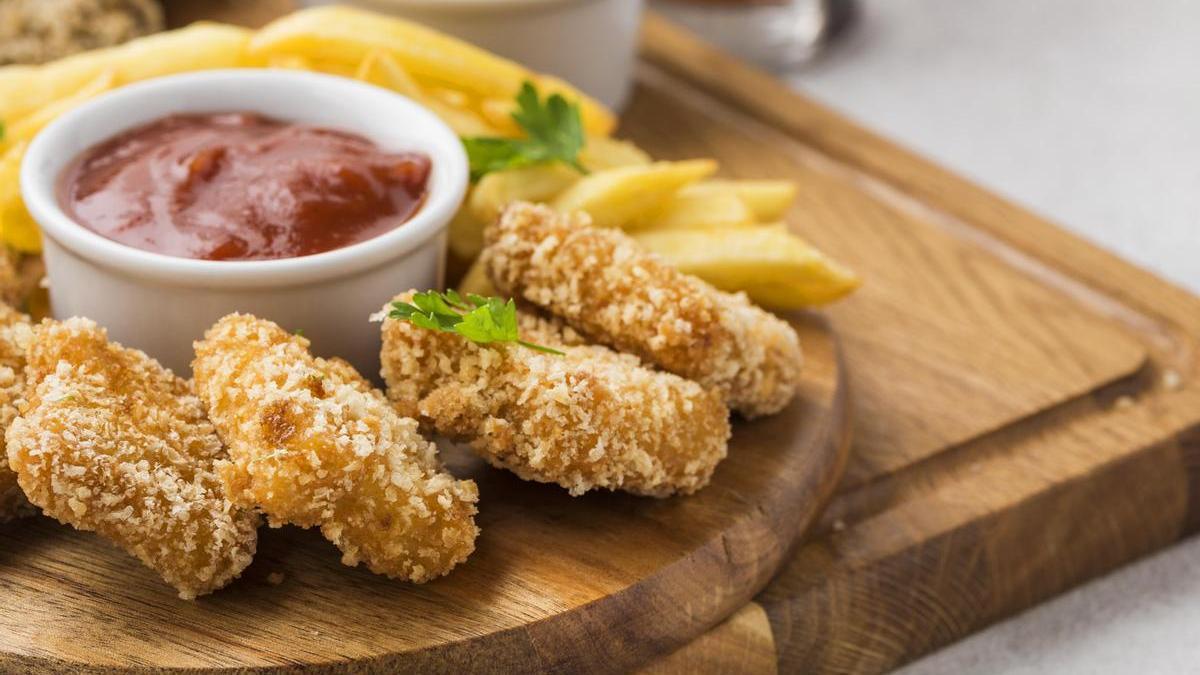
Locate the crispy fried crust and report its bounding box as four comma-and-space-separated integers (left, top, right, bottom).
381, 295, 731, 497
484, 202, 804, 418
0, 0, 163, 66
5, 318, 258, 598
0, 304, 33, 522
193, 314, 479, 583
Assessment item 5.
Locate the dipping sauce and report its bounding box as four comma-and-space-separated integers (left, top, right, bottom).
58, 113, 431, 261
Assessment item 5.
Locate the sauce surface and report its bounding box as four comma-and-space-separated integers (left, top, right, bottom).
59, 113, 431, 261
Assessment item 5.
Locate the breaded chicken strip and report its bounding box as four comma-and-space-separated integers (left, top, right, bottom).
381, 295, 731, 497
193, 314, 479, 582
0, 304, 33, 522
5, 318, 258, 598
484, 202, 804, 418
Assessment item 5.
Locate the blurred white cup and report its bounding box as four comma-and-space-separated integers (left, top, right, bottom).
299, 0, 643, 111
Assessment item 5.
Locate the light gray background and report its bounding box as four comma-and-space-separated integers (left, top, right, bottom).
785, 0, 1200, 672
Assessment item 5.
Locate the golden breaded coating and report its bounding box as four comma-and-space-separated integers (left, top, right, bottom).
0, 0, 163, 66
0, 304, 33, 522
5, 318, 258, 598
192, 314, 479, 583
381, 295, 731, 497
0, 250, 23, 309
484, 202, 804, 418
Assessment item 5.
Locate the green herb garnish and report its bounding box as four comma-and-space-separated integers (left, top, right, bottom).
461, 81, 588, 181
390, 290, 565, 355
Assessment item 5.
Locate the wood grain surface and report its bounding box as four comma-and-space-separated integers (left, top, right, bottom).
635, 13, 1200, 673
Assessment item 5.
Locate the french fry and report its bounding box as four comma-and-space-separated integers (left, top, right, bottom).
456, 257, 498, 297
295, 58, 360, 79
633, 224, 861, 309
452, 165, 580, 260
447, 206, 489, 262
453, 136, 655, 259
353, 50, 495, 136
252, 6, 523, 96
424, 104, 497, 140
250, 6, 614, 136
0, 64, 34, 118
700, 180, 798, 221
478, 98, 523, 138
551, 160, 717, 229
0, 143, 41, 253
470, 165, 581, 223
431, 87, 471, 109
0, 23, 250, 123
0, 3, 861, 312
265, 53, 313, 71
354, 49, 420, 96
3, 69, 116, 150
0, 68, 118, 253
454, 141, 653, 260
579, 137, 652, 171
638, 182, 755, 230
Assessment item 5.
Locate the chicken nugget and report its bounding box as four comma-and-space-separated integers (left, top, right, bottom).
192, 314, 479, 582
484, 202, 804, 418
381, 296, 730, 497
0, 303, 33, 522
0, 0, 163, 66
5, 318, 258, 598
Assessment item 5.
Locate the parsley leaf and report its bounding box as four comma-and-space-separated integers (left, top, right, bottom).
389, 290, 565, 355
459, 137, 537, 181
456, 297, 516, 344
461, 81, 588, 181
511, 83, 586, 173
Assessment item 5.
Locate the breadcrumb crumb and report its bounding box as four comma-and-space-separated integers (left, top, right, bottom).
5, 318, 258, 598
0, 304, 33, 522
483, 202, 804, 418
381, 295, 731, 497
193, 314, 479, 583
1163, 369, 1183, 392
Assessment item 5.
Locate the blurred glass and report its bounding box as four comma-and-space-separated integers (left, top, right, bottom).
650, 0, 853, 71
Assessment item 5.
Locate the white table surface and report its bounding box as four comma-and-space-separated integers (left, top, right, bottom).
783, 0, 1200, 672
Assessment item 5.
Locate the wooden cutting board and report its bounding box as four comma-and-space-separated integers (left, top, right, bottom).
632, 14, 1200, 674
8, 2, 1200, 672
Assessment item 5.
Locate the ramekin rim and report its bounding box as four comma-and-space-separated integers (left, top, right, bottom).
20, 69, 468, 288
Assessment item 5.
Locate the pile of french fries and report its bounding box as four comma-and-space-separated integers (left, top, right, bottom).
0, 5, 858, 310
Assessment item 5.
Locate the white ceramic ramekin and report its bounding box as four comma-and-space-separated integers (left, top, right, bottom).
299, 0, 644, 110
21, 69, 468, 378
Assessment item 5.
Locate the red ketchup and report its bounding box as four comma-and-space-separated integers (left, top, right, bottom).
58, 113, 431, 261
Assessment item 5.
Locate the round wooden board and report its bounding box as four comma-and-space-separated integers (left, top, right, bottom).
0, 314, 849, 673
